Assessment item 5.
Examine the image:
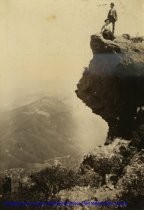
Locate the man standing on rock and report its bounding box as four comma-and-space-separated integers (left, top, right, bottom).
107, 2, 117, 34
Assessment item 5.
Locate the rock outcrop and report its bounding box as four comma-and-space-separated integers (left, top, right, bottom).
76, 34, 144, 143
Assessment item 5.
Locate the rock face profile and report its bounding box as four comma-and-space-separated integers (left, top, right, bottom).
76, 34, 144, 143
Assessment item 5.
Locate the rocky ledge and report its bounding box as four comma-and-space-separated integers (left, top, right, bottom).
76, 34, 144, 143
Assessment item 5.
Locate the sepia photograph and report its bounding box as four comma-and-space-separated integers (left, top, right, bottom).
0, 0, 144, 209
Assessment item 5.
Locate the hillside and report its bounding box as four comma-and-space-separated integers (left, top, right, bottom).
0, 97, 79, 170
0, 35, 144, 209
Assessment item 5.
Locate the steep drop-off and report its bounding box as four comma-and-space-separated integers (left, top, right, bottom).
76, 34, 144, 143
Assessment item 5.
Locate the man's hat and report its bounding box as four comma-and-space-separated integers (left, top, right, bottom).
110, 2, 115, 6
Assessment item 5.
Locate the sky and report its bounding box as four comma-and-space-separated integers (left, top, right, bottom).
0, 0, 143, 150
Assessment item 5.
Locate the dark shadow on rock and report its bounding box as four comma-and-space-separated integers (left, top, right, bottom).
76, 34, 144, 143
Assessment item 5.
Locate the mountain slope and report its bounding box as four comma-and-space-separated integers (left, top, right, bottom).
0, 97, 79, 169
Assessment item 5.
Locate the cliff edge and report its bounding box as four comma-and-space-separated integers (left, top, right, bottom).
76, 34, 144, 143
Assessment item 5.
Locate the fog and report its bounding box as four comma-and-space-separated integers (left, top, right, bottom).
0, 0, 143, 151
